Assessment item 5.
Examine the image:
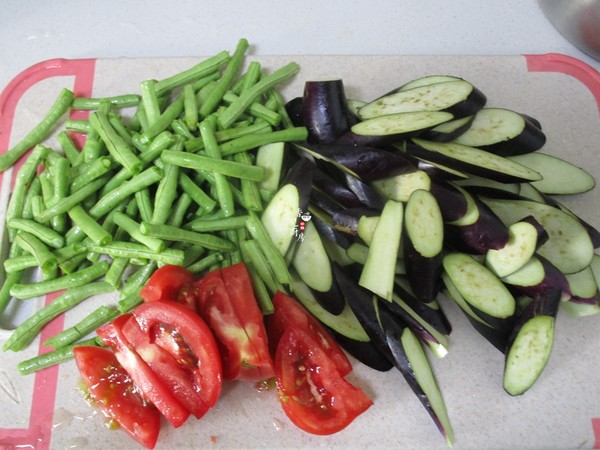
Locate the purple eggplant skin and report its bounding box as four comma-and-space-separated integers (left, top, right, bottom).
312, 166, 365, 209
280, 156, 315, 212
302, 80, 352, 144
521, 113, 543, 131
403, 236, 444, 304
474, 114, 547, 157
517, 215, 549, 249
404, 154, 469, 182
331, 207, 381, 237
344, 173, 387, 210
304, 143, 417, 181
421, 115, 475, 143
444, 198, 510, 254
464, 312, 511, 353
327, 327, 394, 372
285, 96, 304, 127
310, 212, 355, 249
405, 141, 538, 184
333, 128, 425, 148
504, 255, 572, 301
429, 181, 469, 223
394, 279, 452, 335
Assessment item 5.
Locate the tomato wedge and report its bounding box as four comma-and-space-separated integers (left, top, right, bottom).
130, 301, 223, 410
274, 327, 373, 435
121, 315, 210, 419
140, 264, 196, 310
268, 291, 352, 377
96, 314, 191, 428
194, 263, 274, 382
73, 345, 161, 449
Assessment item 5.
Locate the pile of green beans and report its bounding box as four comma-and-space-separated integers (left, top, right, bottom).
0, 38, 308, 374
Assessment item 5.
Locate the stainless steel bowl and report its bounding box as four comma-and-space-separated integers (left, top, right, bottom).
539, 0, 600, 61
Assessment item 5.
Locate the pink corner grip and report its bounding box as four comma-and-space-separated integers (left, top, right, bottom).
525, 53, 600, 113
0, 58, 96, 450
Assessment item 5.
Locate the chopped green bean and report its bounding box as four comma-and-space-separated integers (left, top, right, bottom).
183, 84, 199, 131
150, 162, 179, 225
239, 238, 282, 294
218, 62, 299, 128
245, 211, 291, 285
140, 95, 184, 143
4, 254, 37, 273
134, 189, 154, 224
89, 110, 142, 175
200, 38, 249, 118
104, 257, 130, 289
178, 172, 217, 212
48, 155, 70, 233
6, 145, 50, 240
140, 222, 236, 251
0, 271, 24, 316
18, 337, 104, 375
4, 281, 113, 351
186, 252, 224, 274
89, 167, 163, 219
46, 306, 120, 350
120, 261, 156, 299
64, 119, 91, 134
14, 231, 58, 276
85, 241, 184, 266
187, 214, 249, 233
113, 211, 165, 252
67, 205, 112, 245
56, 131, 81, 164
0, 89, 74, 172
154, 51, 230, 96
72, 94, 141, 110
234, 151, 263, 211
167, 193, 193, 228
118, 291, 143, 312
8, 218, 64, 249
161, 149, 265, 181
109, 113, 134, 145
222, 91, 281, 126
70, 157, 113, 192
140, 79, 162, 128
9, 261, 110, 300
220, 126, 307, 157
39, 176, 109, 223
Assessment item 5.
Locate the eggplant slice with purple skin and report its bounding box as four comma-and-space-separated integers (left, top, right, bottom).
302, 79, 353, 144
358, 79, 486, 121
333, 263, 455, 446
503, 288, 562, 396
451, 107, 546, 157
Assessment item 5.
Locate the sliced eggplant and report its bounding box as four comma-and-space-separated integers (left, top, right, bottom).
284, 96, 304, 127
289, 272, 369, 342
452, 108, 546, 156
445, 196, 510, 254
408, 139, 542, 183
327, 328, 394, 372
346, 111, 454, 146
359, 79, 485, 120
397, 74, 464, 91
443, 252, 516, 320
370, 170, 432, 203
261, 157, 314, 256
422, 115, 475, 142
302, 79, 352, 143
481, 197, 595, 274
404, 189, 444, 303
333, 264, 454, 446
564, 265, 600, 305
299, 143, 417, 181
509, 152, 596, 195
311, 167, 364, 208
441, 272, 510, 352
343, 173, 387, 210
255, 141, 286, 201
359, 200, 403, 301
403, 154, 470, 181
394, 275, 452, 336
503, 288, 561, 396
428, 181, 470, 223
454, 175, 521, 196
484, 219, 545, 278
502, 255, 571, 301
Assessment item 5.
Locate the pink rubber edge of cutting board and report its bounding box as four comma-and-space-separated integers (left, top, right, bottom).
0, 53, 598, 449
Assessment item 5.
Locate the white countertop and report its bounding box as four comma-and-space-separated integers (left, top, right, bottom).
1, 0, 599, 93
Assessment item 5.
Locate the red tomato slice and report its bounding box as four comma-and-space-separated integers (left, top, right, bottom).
96, 314, 191, 428
121, 315, 210, 419
274, 327, 373, 435
140, 264, 196, 310
268, 291, 352, 377
194, 263, 274, 382
130, 301, 222, 410
73, 345, 161, 449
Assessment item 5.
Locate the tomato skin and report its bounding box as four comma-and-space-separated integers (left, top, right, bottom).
96, 314, 191, 428
268, 291, 352, 377
140, 264, 196, 310
121, 315, 210, 419
274, 328, 373, 436
194, 263, 274, 382
73, 345, 161, 449
131, 301, 222, 410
